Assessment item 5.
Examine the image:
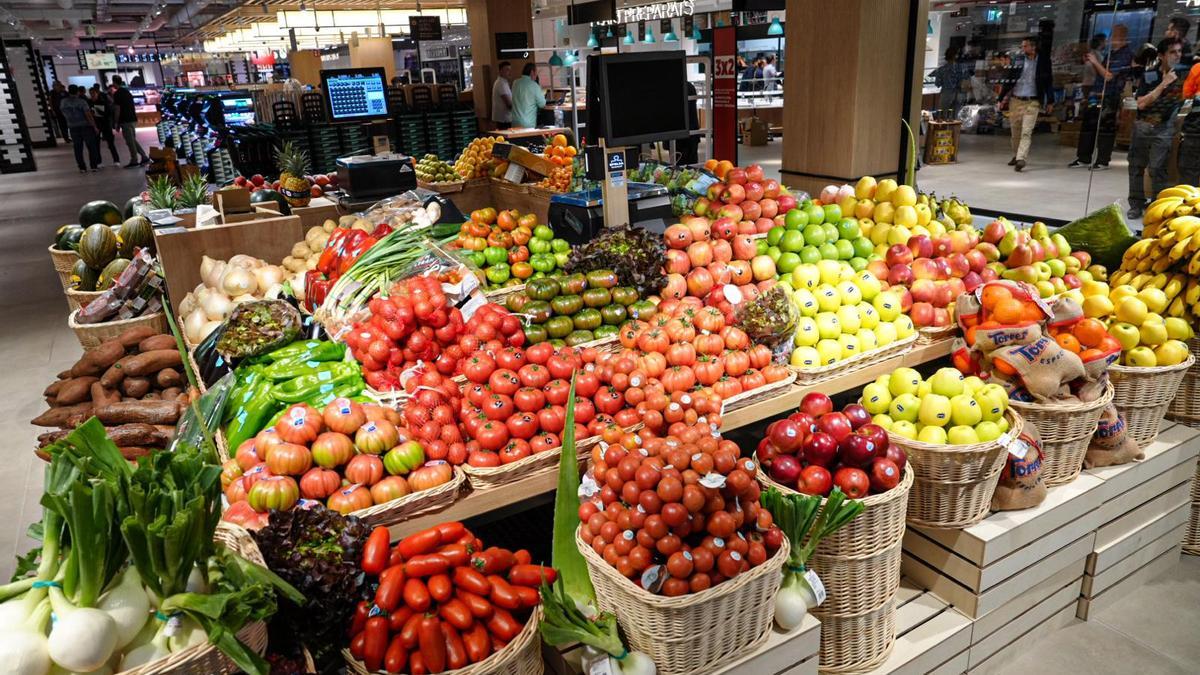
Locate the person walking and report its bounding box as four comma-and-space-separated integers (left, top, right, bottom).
999, 36, 1053, 172
88, 85, 121, 167
762, 55, 778, 91
111, 76, 149, 167
510, 63, 546, 129
49, 81, 70, 143
1072, 24, 1133, 170
1167, 16, 1193, 65
60, 85, 102, 173
1127, 37, 1186, 220
1079, 33, 1107, 102
491, 61, 514, 130
932, 47, 964, 116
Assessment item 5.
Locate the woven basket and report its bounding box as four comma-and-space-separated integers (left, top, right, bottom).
816, 600, 897, 674
895, 410, 1024, 529
720, 370, 797, 416
115, 524, 271, 675
461, 435, 599, 491
1109, 356, 1195, 448
577, 526, 789, 675
343, 606, 543, 675
352, 464, 467, 527
1185, 502, 1200, 556
417, 179, 466, 193
68, 309, 170, 350
1168, 373, 1200, 425
65, 288, 105, 312
915, 324, 957, 346
49, 244, 79, 290
1008, 383, 1113, 487
484, 283, 527, 304
791, 333, 917, 386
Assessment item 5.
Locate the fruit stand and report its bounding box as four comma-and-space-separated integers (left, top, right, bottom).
25, 138, 1200, 675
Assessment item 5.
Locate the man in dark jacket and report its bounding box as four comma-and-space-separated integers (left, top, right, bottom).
111, 76, 150, 167
999, 37, 1053, 172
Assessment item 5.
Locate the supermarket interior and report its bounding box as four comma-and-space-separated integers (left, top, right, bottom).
2, 0, 1200, 674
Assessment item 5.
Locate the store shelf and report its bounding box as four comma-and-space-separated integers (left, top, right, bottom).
388, 339, 955, 539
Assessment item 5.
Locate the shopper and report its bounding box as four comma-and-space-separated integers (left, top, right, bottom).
1166, 16, 1193, 65
932, 47, 964, 116
762, 55, 778, 91
1128, 37, 1186, 220
999, 37, 1052, 172
1072, 24, 1133, 170
1079, 33, 1107, 102
491, 61, 514, 130
60, 85, 102, 173
1179, 62, 1200, 186
49, 81, 70, 143
111, 76, 150, 168
510, 63, 546, 129
88, 85, 121, 167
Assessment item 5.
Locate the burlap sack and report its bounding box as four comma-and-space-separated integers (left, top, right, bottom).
1077, 349, 1120, 402
991, 423, 1048, 511
1083, 404, 1144, 468
956, 292, 982, 330
973, 322, 1042, 353
950, 338, 984, 377
1047, 296, 1084, 331
992, 335, 1087, 401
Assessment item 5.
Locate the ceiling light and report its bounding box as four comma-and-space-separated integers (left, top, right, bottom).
587, 31, 597, 48
643, 25, 654, 43
563, 50, 577, 65
622, 30, 634, 45
548, 50, 562, 66
767, 17, 783, 35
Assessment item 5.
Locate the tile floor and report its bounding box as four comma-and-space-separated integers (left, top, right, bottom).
1, 137, 1197, 674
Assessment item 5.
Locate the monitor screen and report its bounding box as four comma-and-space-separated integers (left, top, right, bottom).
322, 68, 389, 120
84, 52, 117, 69
594, 51, 689, 147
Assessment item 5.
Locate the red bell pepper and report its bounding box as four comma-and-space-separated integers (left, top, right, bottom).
338, 230, 377, 276
317, 227, 352, 276
370, 223, 394, 239
304, 269, 332, 312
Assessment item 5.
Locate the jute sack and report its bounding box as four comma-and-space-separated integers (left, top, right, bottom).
1083, 403, 1144, 468
991, 422, 1048, 511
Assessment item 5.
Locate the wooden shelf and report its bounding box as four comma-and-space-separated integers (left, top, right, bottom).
388, 339, 954, 538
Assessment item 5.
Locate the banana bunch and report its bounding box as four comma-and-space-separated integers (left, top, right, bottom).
1114, 185, 1200, 321
1141, 184, 1200, 235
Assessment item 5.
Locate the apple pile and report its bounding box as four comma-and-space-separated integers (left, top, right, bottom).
982, 219, 1097, 298
1090, 281, 1196, 368
862, 366, 1012, 446
867, 228, 987, 328
662, 215, 780, 314
757, 392, 907, 499
233, 172, 338, 198
695, 160, 797, 236
823, 177, 977, 255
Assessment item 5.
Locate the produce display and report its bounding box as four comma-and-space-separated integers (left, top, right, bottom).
694, 161, 793, 234
73, 248, 166, 324
280, 220, 336, 276
763, 195, 877, 274
33, 327, 187, 457
233, 170, 339, 199
58, 216, 155, 293
348, 523, 549, 673
535, 134, 577, 193
758, 393, 908, 498
505, 271, 648, 345
415, 154, 462, 184
452, 208, 570, 288
179, 254, 290, 344
662, 216, 776, 303
564, 224, 668, 299
861, 365, 1011, 444
454, 136, 506, 179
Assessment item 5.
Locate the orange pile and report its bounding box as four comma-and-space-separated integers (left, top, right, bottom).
1048, 318, 1122, 362
537, 134, 576, 192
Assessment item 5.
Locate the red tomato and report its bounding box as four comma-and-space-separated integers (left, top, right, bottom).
739, 368, 766, 392
465, 383, 490, 407
468, 450, 501, 467
488, 369, 521, 396
543, 379, 571, 405
547, 355, 576, 380
538, 406, 566, 434
525, 342, 554, 365
462, 353, 496, 384
506, 412, 539, 440
748, 344, 773, 370
594, 386, 625, 416
723, 350, 751, 377
499, 439, 532, 463
517, 364, 551, 389
531, 432, 559, 453
475, 421, 510, 451
572, 398, 596, 424
496, 347, 526, 371
482, 394, 515, 421
513, 387, 545, 413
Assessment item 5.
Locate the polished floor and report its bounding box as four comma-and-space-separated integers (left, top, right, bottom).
0, 138, 1196, 675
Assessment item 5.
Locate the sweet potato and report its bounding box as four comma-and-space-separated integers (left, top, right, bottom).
43, 380, 64, 398
118, 446, 156, 461
91, 382, 121, 408
122, 350, 183, 378
142, 392, 160, 400
55, 377, 99, 406
155, 368, 183, 389
138, 335, 177, 353
116, 325, 158, 349
72, 340, 126, 377
121, 377, 151, 399
159, 387, 181, 401
56, 369, 72, 380
95, 400, 182, 425
100, 355, 138, 388
32, 403, 92, 428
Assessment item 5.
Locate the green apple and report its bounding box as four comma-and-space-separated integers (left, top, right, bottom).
815, 339, 842, 365
780, 229, 805, 252
776, 252, 801, 274
918, 394, 952, 427
889, 393, 921, 423
856, 328, 879, 351
974, 386, 1007, 422
857, 302, 880, 330
767, 246, 782, 262
862, 382, 893, 414
785, 208, 809, 230
949, 394, 982, 426
802, 223, 827, 247
872, 413, 895, 429
974, 420, 1002, 442
815, 284, 842, 312
947, 425, 981, 445
767, 226, 785, 247
834, 239, 856, 260
995, 416, 1010, 434
822, 204, 842, 225
838, 333, 861, 358
791, 264, 820, 290
837, 305, 862, 333
1046, 258, 1066, 278
792, 288, 818, 317
875, 321, 898, 345
893, 315, 916, 339
890, 420, 918, 440
837, 217, 861, 241
837, 280, 864, 306
822, 223, 840, 244
793, 317, 819, 346
849, 256, 869, 271
962, 376, 985, 394
929, 367, 965, 398
918, 425, 948, 445
790, 346, 820, 368
873, 291, 902, 321
852, 237, 875, 259
799, 245, 822, 265
888, 367, 922, 396
818, 242, 840, 260
817, 260, 843, 285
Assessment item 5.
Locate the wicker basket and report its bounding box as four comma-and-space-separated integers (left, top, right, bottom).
816, 600, 897, 674
343, 606, 544, 675
49, 244, 79, 290
895, 410, 1024, 529
1109, 356, 1195, 448
720, 370, 797, 416
915, 324, 957, 346
65, 288, 105, 312
417, 179, 466, 193
1008, 383, 1113, 487
484, 283, 527, 304
1185, 502, 1200, 557
791, 333, 917, 386
1168, 373, 1200, 425
461, 435, 599, 491
577, 526, 789, 675
68, 309, 170, 350
115, 524, 271, 675
352, 464, 467, 527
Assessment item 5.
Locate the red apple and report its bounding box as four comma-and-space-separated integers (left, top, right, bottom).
755, 437, 778, 467
886, 244, 914, 267
975, 242, 1001, 262
842, 404, 871, 429
946, 253, 970, 278
932, 307, 951, 327
869, 458, 901, 492
769, 453, 802, 485
1063, 273, 1081, 289
1071, 250, 1092, 268
683, 216, 710, 242
964, 248, 988, 273
933, 284, 955, 308
755, 217, 775, 234
980, 267, 999, 282
933, 236, 953, 258
801, 432, 838, 468
983, 220, 1007, 245
777, 195, 797, 212
948, 231, 971, 254
686, 267, 715, 297
910, 301, 935, 327
665, 249, 691, 275
732, 234, 757, 261
726, 168, 748, 186
745, 182, 765, 202
693, 196, 712, 216
737, 220, 757, 235
741, 200, 762, 221
763, 179, 780, 199
884, 444, 907, 469
719, 203, 744, 222
745, 164, 765, 183
707, 183, 727, 202
768, 419, 806, 453
711, 239, 733, 263
832, 467, 870, 498
800, 392, 833, 418
898, 288, 913, 312
1006, 244, 1033, 268
711, 217, 736, 240
787, 411, 817, 435
910, 278, 937, 303
817, 412, 853, 443
865, 259, 890, 281
760, 198, 779, 219
664, 223, 693, 250
908, 235, 934, 260
963, 270, 984, 292
911, 258, 939, 281
662, 273, 686, 299
839, 434, 878, 468
797, 465, 833, 496
888, 264, 914, 287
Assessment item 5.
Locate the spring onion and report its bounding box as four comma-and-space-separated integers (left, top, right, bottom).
324, 226, 457, 313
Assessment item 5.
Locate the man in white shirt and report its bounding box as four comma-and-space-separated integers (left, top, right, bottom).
1000, 37, 1052, 172
492, 61, 514, 130
762, 55, 778, 91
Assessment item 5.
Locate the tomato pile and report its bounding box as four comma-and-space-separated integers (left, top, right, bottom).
352, 523, 552, 673
220, 399, 456, 527
506, 270, 653, 346
345, 280, 525, 391
756, 393, 907, 499
579, 419, 784, 596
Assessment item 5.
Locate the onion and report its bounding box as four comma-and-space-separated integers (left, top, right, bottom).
253, 266, 285, 294
184, 308, 208, 343
199, 321, 223, 341
220, 267, 256, 297
203, 260, 227, 289
199, 256, 218, 287
232, 293, 258, 304
264, 283, 283, 299
774, 575, 818, 630
200, 291, 233, 321
178, 293, 196, 318
227, 254, 263, 269
292, 271, 308, 301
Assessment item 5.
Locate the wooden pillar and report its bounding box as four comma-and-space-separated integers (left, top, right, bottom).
349, 37, 396, 81
288, 50, 322, 87
780, 0, 928, 197
467, 0, 534, 125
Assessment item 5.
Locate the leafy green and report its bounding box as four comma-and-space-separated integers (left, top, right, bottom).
552, 374, 594, 603
1056, 203, 1138, 270
760, 487, 864, 568
563, 225, 667, 298
537, 578, 624, 657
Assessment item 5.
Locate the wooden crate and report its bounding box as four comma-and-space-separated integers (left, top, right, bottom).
861, 579, 972, 675
965, 563, 1084, 670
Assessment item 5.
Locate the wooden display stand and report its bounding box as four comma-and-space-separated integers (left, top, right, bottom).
443, 177, 554, 223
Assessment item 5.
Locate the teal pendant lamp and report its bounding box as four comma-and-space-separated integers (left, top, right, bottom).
643, 25, 655, 43
767, 17, 784, 35
587, 31, 598, 48
563, 50, 577, 66
692, 24, 701, 40
664, 20, 678, 42
622, 28, 635, 45
548, 50, 563, 66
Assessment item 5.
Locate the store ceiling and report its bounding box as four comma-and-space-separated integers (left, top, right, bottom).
184, 0, 463, 41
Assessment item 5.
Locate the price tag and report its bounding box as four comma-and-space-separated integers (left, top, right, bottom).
1006, 436, 1029, 460
460, 292, 488, 320
804, 569, 827, 606
640, 564, 666, 593
579, 473, 600, 498
581, 648, 618, 675
163, 614, 183, 637
700, 472, 727, 489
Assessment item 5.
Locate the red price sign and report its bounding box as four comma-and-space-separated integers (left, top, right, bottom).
713, 55, 736, 79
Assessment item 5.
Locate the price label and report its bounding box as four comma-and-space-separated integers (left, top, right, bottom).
713, 54, 737, 79
699, 472, 727, 489
641, 565, 666, 593
163, 614, 183, 637
804, 569, 827, 606
582, 647, 618, 675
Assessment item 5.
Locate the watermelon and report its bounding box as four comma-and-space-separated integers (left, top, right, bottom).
123, 196, 145, 220
78, 200, 122, 227
71, 258, 100, 291
78, 224, 119, 269
97, 258, 130, 290
250, 189, 291, 215
119, 216, 153, 257
54, 224, 84, 251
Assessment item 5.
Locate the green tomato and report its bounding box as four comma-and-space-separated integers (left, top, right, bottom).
530, 253, 557, 273
467, 251, 486, 268
485, 264, 511, 284
534, 224, 555, 240
483, 246, 508, 266
551, 238, 570, 253
529, 238, 551, 254
523, 324, 549, 344
554, 251, 570, 267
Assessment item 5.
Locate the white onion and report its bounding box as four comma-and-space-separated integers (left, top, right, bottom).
200, 291, 233, 321
253, 266, 285, 294
178, 293, 196, 318
199, 321, 223, 341
227, 254, 263, 269
220, 267, 256, 297
232, 293, 258, 304
292, 271, 307, 301
184, 308, 208, 343
199, 256, 218, 287
264, 283, 283, 299
202, 260, 227, 289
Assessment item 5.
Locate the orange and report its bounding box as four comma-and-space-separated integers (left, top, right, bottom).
1079, 348, 1104, 362
980, 285, 1013, 311
1099, 335, 1122, 353
704, 158, 718, 171
1074, 318, 1107, 348
1055, 333, 1082, 354
993, 356, 1018, 376
1020, 302, 1045, 322
715, 160, 733, 179
993, 298, 1026, 325
552, 134, 568, 147
566, 146, 577, 157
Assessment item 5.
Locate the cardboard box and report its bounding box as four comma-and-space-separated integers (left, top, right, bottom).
742, 117, 769, 146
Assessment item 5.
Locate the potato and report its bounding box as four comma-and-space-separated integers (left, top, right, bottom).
291, 241, 311, 258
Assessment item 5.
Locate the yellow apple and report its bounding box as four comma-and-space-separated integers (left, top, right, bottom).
791, 264, 820, 290
873, 291, 902, 321
893, 315, 916, 339
1165, 317, 1195, 340
1154, 339, 1190, 366
894, 205, 918, 229
837, 305, 862, 333
891, 184, 917, 207
790, 346, 820, 368
875, 178, 898, 204
815, 339, 842, 365
1114, 296, 1148, 325
857, 302, 880, 329
855, 175, 877, 199
1082, 295, 1114, 319
856, 328, 879, 352
917, 425, 948, 445
838, 333, 861, 358
817, 260, 843, 286
1081, 280, 1109, 298
815, 284, 842, 312
874, 321, 898, 345
793, 317, 819, 346
815, 312, 842, 339
1137, 287, 1168, 314
1139, 321, 1168, 347
1124, 346, 1157, 367
1108, 321, 1141, 351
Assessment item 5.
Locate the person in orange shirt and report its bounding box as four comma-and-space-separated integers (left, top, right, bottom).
1180, 61, 1200, 185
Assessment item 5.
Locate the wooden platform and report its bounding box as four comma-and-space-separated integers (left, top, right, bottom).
862, 579, 972, 675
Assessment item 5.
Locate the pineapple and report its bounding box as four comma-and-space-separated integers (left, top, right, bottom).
177, 172, 210, 209
275, 141, 313, 207
146, 174, 178, 211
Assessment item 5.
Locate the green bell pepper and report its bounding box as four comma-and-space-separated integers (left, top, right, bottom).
225, 379, 280, 450
259, 340, 346, 366
303, 374, 365, 409
270, 362, 361, 404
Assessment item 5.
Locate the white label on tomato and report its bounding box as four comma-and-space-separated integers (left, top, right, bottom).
639, 448, 649, 456
805, 569, 827, 606
700, 472, 727, 489
579, 474, 600, 498
641, 565, 666, 593
713, 537, 725, 549
622, 530, 634, 541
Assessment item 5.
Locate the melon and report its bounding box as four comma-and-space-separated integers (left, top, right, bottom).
78, 224, 119, 269
119, 216, 154, 257
71, 258, 100, 291
55, 224, 84, 251
122, 196, 145, 220
250, 189, 291, 215
98, 258, 131, 290
78, 200, 122, 227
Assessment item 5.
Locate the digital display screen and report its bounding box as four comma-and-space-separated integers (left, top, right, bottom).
323, 68, 389, 120
602, 53, 688, 145
83, 52, 117, 69
224, 112, 256, 125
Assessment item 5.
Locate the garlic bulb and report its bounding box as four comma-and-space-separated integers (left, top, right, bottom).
178, 293, 196, 318
221, 267, 255, 297
253, 266, 285, 294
